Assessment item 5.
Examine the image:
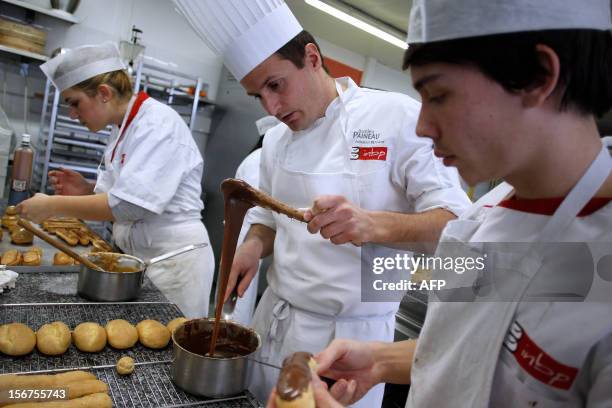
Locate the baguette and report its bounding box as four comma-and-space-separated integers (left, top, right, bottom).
0, 371, 96, 390
55, 229, 79, 246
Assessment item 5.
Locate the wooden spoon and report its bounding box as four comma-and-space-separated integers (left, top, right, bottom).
17, 218, 104, 271
221, 178, 307, 222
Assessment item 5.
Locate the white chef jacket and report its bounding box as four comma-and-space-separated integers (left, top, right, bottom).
94, 96, 214, 318
408, 137, 612, 408
96, 97, 204, 218
248, 77, 471, 317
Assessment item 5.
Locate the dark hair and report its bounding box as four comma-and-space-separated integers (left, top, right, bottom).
275, 30, 329, 72
404, 30, 612, 117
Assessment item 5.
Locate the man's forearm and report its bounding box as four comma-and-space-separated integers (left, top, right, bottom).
369, 208, 456, 249
374, 339, 417, 385
50, 193, 115, 221
243, 223, 276, 258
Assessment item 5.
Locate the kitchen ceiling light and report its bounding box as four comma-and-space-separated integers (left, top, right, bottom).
304, 0, 408, 49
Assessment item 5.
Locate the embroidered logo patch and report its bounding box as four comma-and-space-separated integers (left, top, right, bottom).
120, 153, 126, 165
503, 321, 578, 390
350, 146, 387, 161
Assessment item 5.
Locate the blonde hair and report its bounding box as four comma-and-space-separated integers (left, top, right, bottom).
70, 70, 133, 102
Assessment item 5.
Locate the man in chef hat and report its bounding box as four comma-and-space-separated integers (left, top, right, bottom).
311, 0, 612, 407
173, 1, 471, 406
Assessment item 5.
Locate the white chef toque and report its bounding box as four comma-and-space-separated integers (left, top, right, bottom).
40, 42, 126, 92
173, 0, 303, 81
407, 0, 612, 44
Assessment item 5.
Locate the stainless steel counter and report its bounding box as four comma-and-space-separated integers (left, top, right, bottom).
0, 272, 263, 407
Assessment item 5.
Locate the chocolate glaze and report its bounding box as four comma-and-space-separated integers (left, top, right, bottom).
176, 319, 258, 358
209, 180, 255, 356
277, 352, 314, 401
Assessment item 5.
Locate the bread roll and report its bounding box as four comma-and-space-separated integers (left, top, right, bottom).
1, 250, 21, 266
10, 228, 33, 245
105, 320, 138, 349
72, 323, 106, 353
116, 356, 134, 375
2, 392, 112, 407
30, 246, 43, 257
1, 206, 18, 230
36, 321, 71, 356
0, 323, 36, 356
275, 352, 316, 408
53, 252, 74, 266
0, 371, 95, 390
136, 320, 170, 349
22, 251, 41, 266
166, 317, 188, 335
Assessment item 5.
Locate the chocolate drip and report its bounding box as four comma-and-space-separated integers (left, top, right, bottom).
209, 181, 255, 356
277, 352, 314, 401
210, 178, 307, 356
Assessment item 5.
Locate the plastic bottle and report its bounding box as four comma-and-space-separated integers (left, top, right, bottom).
8, 133, 34, 206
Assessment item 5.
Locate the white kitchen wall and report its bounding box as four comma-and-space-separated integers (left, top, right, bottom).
0, 0, 418, 147
316, 37, 420, 101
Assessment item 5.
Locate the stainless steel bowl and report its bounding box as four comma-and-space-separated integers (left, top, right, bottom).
77, 253, 145, 302
50, 0, 80, 13
172, 318, 261, 398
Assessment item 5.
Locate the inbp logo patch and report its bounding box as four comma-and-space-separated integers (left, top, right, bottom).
350, 146, 388, 161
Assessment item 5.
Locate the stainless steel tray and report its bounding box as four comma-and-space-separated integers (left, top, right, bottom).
1, 223, 101, 271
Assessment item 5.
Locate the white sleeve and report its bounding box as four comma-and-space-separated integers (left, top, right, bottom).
391, 111, 471, 217
108, 118, 197, 214
572, 331, 612, 408
245, 142, 276, 230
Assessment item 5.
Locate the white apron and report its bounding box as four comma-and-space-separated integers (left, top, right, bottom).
94, 95, 213, 318
247, 81, 397, 408
407, 142, 612, 407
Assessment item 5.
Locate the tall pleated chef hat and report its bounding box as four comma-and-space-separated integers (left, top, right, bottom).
173, 0, 303, 81
407, 0, 612, 45
40, 42, 126, 92
255, 115, 280, 136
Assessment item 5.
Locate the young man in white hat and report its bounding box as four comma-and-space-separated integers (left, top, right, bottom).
174, 1, 471, 406
308, 0, 612, 407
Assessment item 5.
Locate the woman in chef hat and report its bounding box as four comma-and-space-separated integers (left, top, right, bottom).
306, 0, 612, 407
17, 42, 214, 319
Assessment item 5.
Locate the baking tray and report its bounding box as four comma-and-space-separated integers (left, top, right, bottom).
0, 302, 182, 373
0, 223, 106, 272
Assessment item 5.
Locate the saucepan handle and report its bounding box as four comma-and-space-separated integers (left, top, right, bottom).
147, 243, 208, 266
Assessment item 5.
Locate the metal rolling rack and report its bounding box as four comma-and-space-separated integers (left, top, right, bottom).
0, 301, 262, 407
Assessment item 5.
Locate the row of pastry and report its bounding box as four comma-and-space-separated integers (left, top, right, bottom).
0, 318, 187, 356
1, 248, 79, 266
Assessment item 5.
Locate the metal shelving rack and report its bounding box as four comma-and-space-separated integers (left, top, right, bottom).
33, 58, 214, 193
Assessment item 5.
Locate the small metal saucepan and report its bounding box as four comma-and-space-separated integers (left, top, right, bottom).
77, 243, 207, 302
172, 318, 261, 398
